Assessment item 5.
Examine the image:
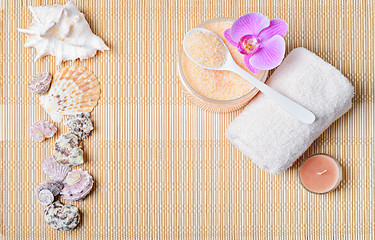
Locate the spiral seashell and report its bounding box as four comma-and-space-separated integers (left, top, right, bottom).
63, 113, 94, 139
61, 169, 94, 201
27, 72, 52, 94
42, 155, 71, 182
18, 1, 109, 65
53, 133, 83, 167
29, 120, 57, 142
35, 179, 63, 205
44, 201, 80, 231
36, 189, 54, 206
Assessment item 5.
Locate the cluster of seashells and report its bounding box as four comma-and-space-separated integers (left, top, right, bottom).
20, 0, 106, 231
28, 67, 99, 231
33, 129, 96, 231
37, 154, 94, 231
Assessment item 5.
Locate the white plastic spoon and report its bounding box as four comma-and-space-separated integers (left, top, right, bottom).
183, 28, 316, 124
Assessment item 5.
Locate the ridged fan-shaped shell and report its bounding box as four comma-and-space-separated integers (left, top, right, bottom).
39, 65, 100, 122
42, 155, 71, 182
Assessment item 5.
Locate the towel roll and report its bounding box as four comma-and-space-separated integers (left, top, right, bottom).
226, 48, 354, 175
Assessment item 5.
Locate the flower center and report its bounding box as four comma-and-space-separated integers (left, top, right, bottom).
238, 35, 260, 55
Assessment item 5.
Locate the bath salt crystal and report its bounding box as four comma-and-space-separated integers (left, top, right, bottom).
184, 30, 227, 68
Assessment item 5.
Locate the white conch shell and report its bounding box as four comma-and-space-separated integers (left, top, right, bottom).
18, 1, 109, 65
39, 65, 100, 123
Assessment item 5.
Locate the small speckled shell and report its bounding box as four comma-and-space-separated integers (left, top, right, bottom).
29, 120, 57, 142
44, 201, 80, 231
27, 72, 52, 94
63, 113, 94, 139
35, 179, 63, 205
61, 169, 94, 201
53, 133, 83, 167
42, 155, 71, 182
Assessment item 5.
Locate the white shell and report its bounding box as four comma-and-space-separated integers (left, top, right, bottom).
18, 1, 109, 65
39, 65, 100, 123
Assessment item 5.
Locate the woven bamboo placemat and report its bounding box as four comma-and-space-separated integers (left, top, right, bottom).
1, 0, 374, 239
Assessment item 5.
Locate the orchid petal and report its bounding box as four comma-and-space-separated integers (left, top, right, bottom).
258, 19, 288, 41
230, 13, 270, 42
249, 35, 285, 70
224, 28, 238, 47
244, 55, 260, 74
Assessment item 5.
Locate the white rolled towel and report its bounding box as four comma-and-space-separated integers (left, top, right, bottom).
226, 47, 354, 175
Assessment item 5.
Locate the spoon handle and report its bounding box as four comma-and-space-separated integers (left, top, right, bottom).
231, 64, 316, 124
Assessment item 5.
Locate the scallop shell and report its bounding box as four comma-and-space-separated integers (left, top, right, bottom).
53, 133, 84, 167
39, 65, 100, 123
18, 1, 109, 65
61, 169, 94, 201
35, 179, 63, 205
42, 155, 71, 182
63, 113, 94, 139
27, 72, 52, 94
44, 201, 80, 231
29, 120, 57, 142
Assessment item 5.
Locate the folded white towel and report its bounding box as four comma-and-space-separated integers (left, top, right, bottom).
226, 47, 354, 175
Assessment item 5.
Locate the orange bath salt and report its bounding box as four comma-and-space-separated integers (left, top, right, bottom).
184, 30, 227, 68
181, 19, 266, 101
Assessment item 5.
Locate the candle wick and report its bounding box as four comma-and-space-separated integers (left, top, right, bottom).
317, 169, 327, 175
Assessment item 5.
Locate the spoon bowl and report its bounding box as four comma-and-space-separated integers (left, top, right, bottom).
183, 27, 231, 70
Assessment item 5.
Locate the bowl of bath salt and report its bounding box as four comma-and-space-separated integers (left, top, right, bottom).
177, 18, 268, 113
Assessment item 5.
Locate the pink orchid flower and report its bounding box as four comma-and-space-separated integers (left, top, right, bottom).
224, 13, 288, 74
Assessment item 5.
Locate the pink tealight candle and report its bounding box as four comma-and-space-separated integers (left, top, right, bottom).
299, 154, 342, 194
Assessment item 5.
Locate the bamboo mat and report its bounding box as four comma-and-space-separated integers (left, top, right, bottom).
1, 0, 374, 239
